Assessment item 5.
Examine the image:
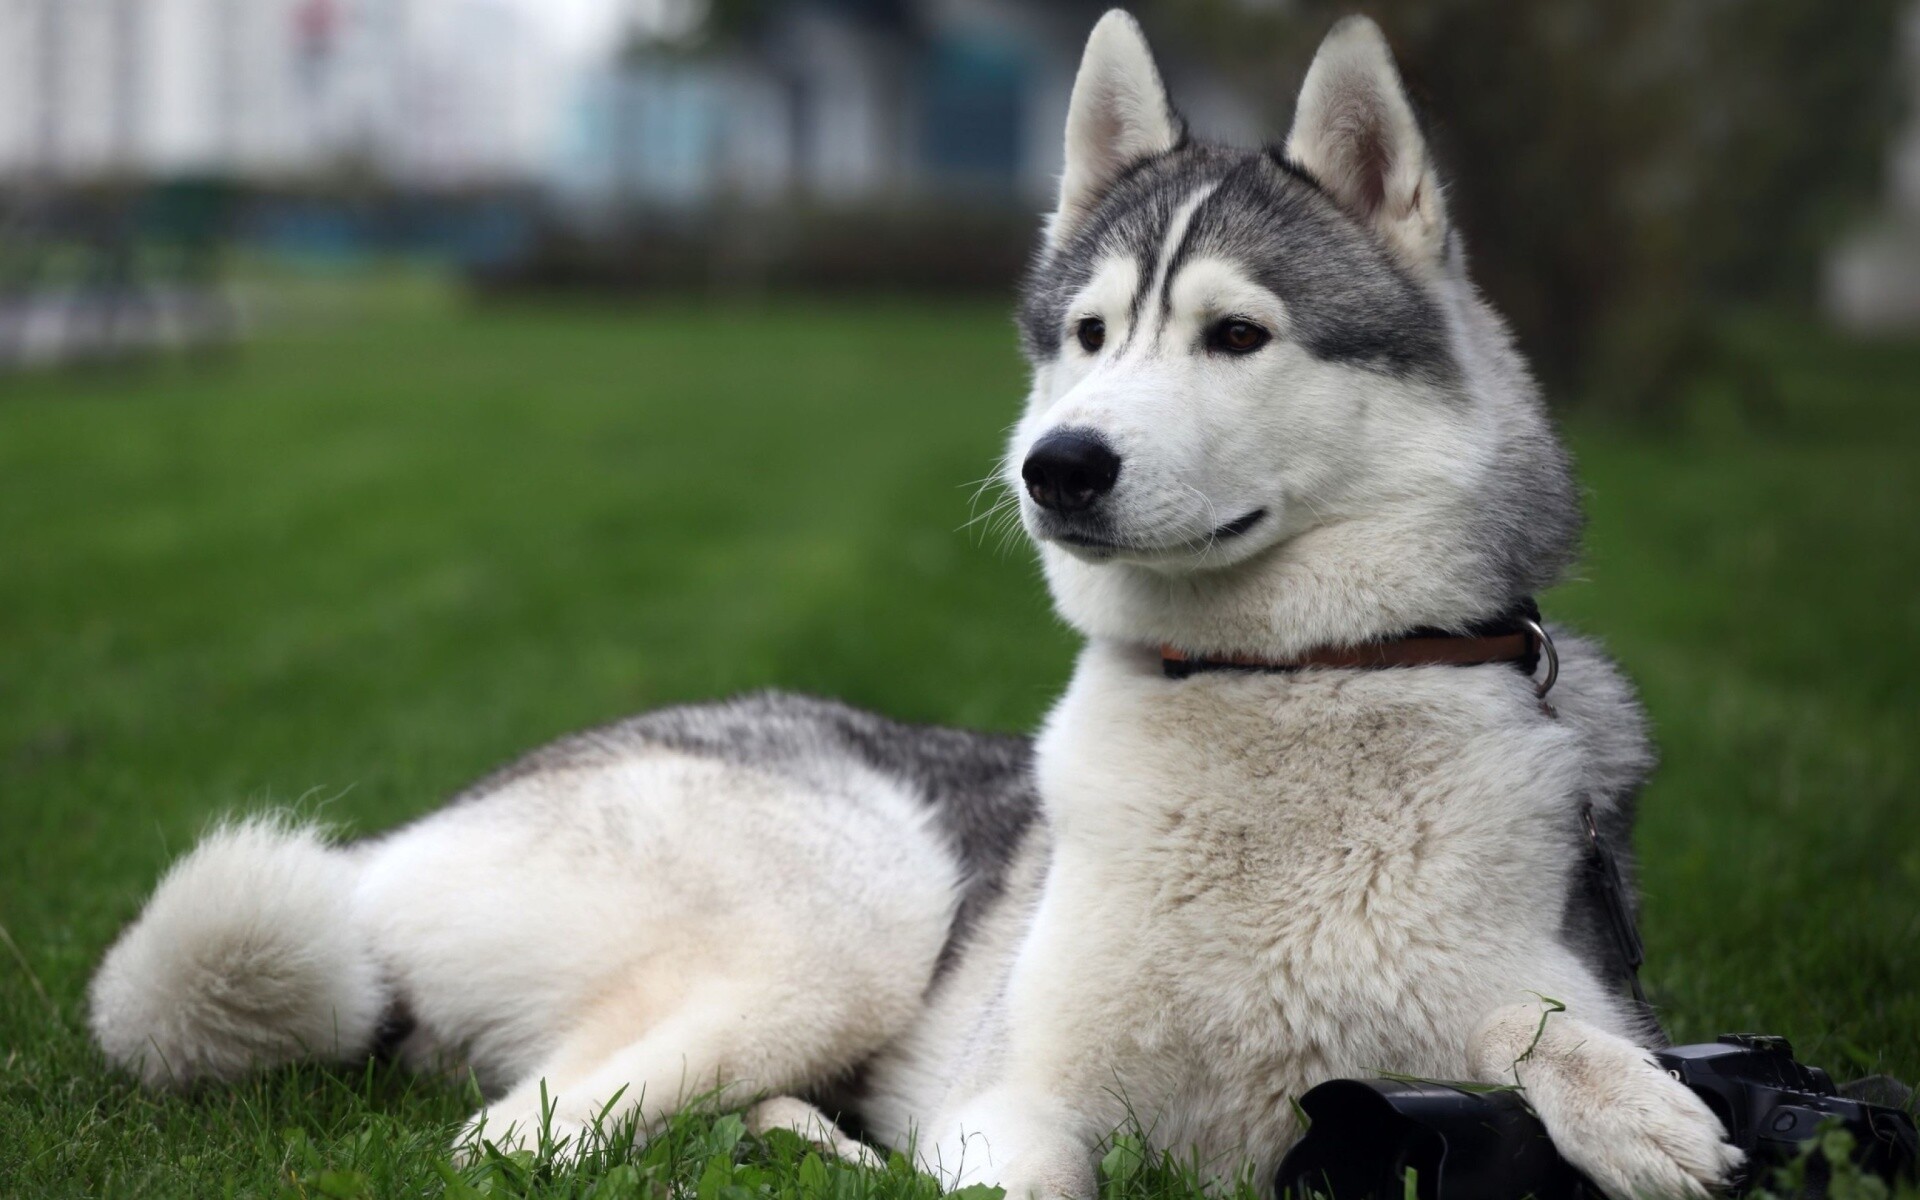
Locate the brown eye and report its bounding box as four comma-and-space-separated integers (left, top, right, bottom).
1209, 318, 1271, 356
1076, 317, 1106, 353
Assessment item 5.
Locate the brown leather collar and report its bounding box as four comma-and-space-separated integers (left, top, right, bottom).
1160, 630, 1537, 674
1159, 601, 1557, 705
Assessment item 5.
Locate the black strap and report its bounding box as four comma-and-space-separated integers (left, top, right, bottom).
1583, 803, 1648, 1007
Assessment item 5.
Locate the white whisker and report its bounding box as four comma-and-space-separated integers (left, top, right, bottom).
1183, 484, 1223, 559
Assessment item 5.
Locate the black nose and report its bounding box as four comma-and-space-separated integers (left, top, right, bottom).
1022, 429, 1121, 514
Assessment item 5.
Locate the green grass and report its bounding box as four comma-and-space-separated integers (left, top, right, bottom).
1, 287, 1916, 1196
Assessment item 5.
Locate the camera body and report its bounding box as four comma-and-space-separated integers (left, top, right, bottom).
1661, 1036, 1918, 1185
1275, 1035, 1918, 1200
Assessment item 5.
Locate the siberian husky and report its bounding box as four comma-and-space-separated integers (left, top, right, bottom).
89, 12, 1742, 1199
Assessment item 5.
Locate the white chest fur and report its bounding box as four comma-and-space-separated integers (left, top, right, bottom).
999, 640, 1631, 1175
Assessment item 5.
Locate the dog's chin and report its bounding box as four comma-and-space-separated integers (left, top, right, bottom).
1044, 532, 1125, 565
1027, 507, 1272, 568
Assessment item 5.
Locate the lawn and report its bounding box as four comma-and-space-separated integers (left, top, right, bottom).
1, 285, 1915, 1197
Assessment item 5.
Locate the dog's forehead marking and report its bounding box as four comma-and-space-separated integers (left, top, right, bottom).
1123, 184, 1219, 355
1068, 184, 1220, 354
1019, 142, 1455, 382
1076, 241, 1292, 360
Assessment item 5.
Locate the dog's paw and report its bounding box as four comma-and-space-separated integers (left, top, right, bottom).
1545, 1071, 1741, 1198
1527, 1050, 1743, 1198
452, 1102, 593, 1167
744, 1096, 885, 1169
1470, 1005, 1742, 1199
992, 1153, 1097, 1200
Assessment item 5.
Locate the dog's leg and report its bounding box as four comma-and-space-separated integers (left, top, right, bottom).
459, 1012, 736, 1161
927, 1088, 1099, 1200
990, 1132, 1098, 1200
1469, 1001, 1744, 1199
457, 977, 882, 1164
743, 1096, 883, 1168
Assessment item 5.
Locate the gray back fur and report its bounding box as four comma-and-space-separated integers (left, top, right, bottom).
457, 691, 1040, 971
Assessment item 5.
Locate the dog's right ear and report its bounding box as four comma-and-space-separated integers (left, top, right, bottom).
1050, 10, 1182, 247
1286, 17, 1446, 271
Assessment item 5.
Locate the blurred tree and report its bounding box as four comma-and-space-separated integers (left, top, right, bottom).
1140, 0, 1908, 409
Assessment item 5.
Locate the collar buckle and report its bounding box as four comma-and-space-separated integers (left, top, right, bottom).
1518, 615, 1558, 716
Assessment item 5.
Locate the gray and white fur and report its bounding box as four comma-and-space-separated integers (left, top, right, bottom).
88, 13, 1742, 1199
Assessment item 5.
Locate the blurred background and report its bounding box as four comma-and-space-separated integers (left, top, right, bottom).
2, 2, 1919, 1191
3, 0, 1918, 381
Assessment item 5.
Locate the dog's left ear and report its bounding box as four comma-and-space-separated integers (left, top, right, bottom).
1286, 17, 1446, 271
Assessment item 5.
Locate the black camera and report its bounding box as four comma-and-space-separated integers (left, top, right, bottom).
1276, 1035, 1918, 1200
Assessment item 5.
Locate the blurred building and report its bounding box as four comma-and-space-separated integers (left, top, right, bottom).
0, 0, 1260, 206
0, 0, 1271, 345
555, 0, 1263, 210
0, 0, 568, 186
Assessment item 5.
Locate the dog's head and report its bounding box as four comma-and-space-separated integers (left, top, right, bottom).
1009, 12, 1581, 657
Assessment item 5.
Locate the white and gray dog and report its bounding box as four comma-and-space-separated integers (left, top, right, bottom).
89, 12, 1743, 1199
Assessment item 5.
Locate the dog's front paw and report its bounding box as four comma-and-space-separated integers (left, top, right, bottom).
1471, 1005, 1743, 1198
1520, 1044, 1741, 1197
1540, 1061, 1741, 1198
993, 1151, 1097, 1200
925, 1089, 1097, 1199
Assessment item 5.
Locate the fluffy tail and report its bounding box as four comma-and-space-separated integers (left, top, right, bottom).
89, 816, 386, 1089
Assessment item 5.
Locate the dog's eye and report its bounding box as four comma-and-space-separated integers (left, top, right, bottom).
1208, 318, 1271, 356
1075, 317, 1106, 354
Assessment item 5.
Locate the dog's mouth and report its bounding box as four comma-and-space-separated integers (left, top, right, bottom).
1210, 509, 1267, 541
1045, 508, 1267, 559
1052, 527, 1123, 551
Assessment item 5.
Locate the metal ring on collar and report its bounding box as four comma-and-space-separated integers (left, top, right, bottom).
1520, 616, 1558, 699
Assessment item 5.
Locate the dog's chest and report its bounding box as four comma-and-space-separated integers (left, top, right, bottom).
1031, 644, 1582, 1075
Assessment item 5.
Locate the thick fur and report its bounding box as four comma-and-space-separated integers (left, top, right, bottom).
89, 11, 1742, 1200
90, 816, 385, 1088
